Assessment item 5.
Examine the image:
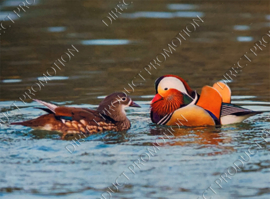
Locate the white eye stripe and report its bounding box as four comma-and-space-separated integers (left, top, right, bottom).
159, 77, 186, 93
128, 100, 132, 106
159, 77, 193, 98
111, 98, 130, 105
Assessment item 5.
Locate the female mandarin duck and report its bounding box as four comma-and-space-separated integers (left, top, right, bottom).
151, 75, 265, 126
12, 92, 140, 133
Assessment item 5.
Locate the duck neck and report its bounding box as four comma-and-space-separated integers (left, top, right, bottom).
98, 110, 130, 131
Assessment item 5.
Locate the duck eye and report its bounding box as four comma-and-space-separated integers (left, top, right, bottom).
164, 88, 168, 91
122, 97, 126, 101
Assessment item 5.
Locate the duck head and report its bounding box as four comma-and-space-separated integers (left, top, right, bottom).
150, 75, 198, 122
97, 92, 140, 122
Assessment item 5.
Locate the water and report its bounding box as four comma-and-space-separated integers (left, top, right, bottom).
0, 0, 270, 198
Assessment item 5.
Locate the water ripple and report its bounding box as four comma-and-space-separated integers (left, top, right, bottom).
1, 79, 22, 83
167, 4, 198, 10
121, 11, 204, 19
81, 39, 133, 45
237, 36, 253, 42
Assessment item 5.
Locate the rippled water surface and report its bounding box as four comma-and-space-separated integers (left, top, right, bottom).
0, 0, 270, 198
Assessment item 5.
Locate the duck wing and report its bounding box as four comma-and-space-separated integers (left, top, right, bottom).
12, 100, 117, 133
196, 85, 223, 120
220, 103, 256, 116
220, 103, 265, 125
37, 99, 115, 124
213, 82, 231, 103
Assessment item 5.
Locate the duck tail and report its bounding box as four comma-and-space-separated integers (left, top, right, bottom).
221, 109, 269, 125
11, 120, 33, 126
234, 111, 265, 116
33, 99, 57, 113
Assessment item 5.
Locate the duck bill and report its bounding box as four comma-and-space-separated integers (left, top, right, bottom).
130, 101, 141, 108
151, 94, 163, 104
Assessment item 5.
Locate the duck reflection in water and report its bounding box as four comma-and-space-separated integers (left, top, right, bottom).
149, 126, 234, 155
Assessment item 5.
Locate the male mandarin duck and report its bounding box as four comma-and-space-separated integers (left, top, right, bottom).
150, 75, 265, 126
12, 92, 140, 133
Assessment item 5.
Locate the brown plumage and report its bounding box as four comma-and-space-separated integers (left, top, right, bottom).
11, 92, 140, 134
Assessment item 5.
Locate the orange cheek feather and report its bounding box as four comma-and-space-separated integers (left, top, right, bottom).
151, 90, 184, 116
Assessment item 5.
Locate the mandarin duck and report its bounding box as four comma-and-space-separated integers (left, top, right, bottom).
12, 92, 140, 133
150, 75, 266, 126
